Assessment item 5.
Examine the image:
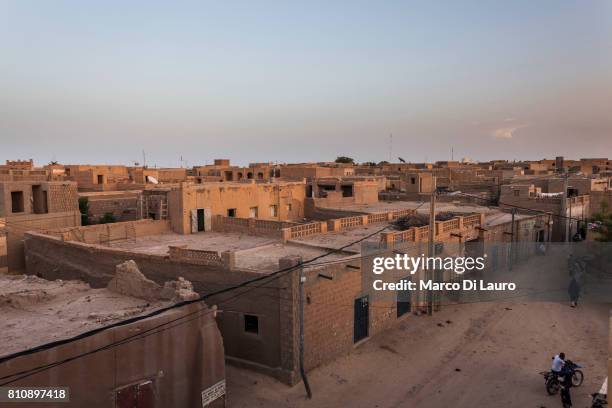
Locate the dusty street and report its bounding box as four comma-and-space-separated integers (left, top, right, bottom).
227, 299, 610, 408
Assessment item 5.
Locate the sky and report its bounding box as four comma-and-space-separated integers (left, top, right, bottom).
0, 0, 611, 167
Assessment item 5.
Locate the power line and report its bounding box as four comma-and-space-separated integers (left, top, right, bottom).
0, 215, 399, 383
448, 191, 585, 223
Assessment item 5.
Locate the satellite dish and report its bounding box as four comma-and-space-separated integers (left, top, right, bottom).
398, 157, 406, 163
146, 176, 159, 184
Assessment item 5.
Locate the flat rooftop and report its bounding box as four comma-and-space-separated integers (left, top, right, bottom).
290, 222, 387, 252
108, 232, 279, 255
0, 274, 168, 356
321, 200, 495, 215
109, 231, 351, 272
235, 243, 350, 272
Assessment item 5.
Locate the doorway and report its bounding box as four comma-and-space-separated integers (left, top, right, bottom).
197, 209, 205, 232
354, 296, 369, 343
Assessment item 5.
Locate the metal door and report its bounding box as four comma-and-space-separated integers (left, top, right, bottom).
354, 296, 369, 343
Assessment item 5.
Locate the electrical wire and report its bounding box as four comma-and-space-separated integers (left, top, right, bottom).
0, 210, 403, 383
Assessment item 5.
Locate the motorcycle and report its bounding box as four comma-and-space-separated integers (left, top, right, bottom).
539, 360, 584, 395
592, 393, 608, 408
591, 377, 608, 408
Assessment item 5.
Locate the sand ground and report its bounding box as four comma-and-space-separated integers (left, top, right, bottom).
227, 300, 609, 408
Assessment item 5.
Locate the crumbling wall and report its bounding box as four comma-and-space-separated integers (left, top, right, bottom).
107, 260, 199, 302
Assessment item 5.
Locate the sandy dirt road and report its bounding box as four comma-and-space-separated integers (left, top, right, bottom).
227, 299, 609, 408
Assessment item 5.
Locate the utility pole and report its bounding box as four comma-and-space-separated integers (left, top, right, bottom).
509, 208, 516, 271
561, 170, 569, 242
427, 176, 436, 316
298, 267, 312, 399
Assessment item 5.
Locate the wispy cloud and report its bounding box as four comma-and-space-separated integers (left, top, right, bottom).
492, 118, 527, 139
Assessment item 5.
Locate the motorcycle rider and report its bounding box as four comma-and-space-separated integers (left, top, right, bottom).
552, 353, 566, 378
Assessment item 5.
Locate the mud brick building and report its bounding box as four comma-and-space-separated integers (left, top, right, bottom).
193, 159, 277, 182
0, 180, 80, 271
167, 180, 306, 234
499, 184, 590, 241
65, 164, 131, 191
79, 190, 142, 223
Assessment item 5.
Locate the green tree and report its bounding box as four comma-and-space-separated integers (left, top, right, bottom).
335, 156, 355, 164
99, 212, 117, 224
78, 197, 89, 226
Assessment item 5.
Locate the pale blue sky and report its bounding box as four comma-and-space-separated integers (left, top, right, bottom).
1, 1, 610, 166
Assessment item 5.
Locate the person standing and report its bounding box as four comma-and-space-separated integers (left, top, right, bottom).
568, 277, 581, 307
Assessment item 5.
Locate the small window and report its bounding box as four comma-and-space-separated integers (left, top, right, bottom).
227, 208, 236, 217
269, 205, 278, 217
341, 185, 353, 197
97, 174, 104, 184
286, 203, 292, 212
411, 177, 416, 184
513, 190, 520, 197
244, 314, 259, 334
257, 172, 264, 179
11, 191, 24, 213
249, 206, 258, 218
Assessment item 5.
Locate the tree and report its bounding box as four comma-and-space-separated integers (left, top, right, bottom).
78, 197, 89, 226
335, 156, 354, 164
99, 212, 117, 224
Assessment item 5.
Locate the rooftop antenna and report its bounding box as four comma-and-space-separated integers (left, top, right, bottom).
451, 146, 454, 161
142, 150, 146, 168
388, 134, 393, 162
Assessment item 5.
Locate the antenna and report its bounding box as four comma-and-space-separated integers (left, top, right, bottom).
389, 134, 393, 162
451, 147, 454, 161
142, 150, 146, 168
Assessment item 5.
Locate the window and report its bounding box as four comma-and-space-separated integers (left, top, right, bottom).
513, 190, 520, 197
97, 174, 104, 184
227, 208, 236, 217
249, 206, 258, 218
11, 191, 24, 213
244, 314, 259, 334
341, 185, 353, 197
269, 205, 278, 217
257, 172, 264, 179
247, 172, 253, 179
411, 177, 416, 184
286, 203, 292, 212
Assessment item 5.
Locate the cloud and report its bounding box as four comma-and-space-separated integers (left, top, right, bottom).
492, 119, 528, 139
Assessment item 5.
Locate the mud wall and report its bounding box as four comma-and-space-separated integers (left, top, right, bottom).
0, 304, 225, 408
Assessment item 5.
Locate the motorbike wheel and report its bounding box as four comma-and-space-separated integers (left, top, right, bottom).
546, 378, 560, 395
571, 370, 584, 387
